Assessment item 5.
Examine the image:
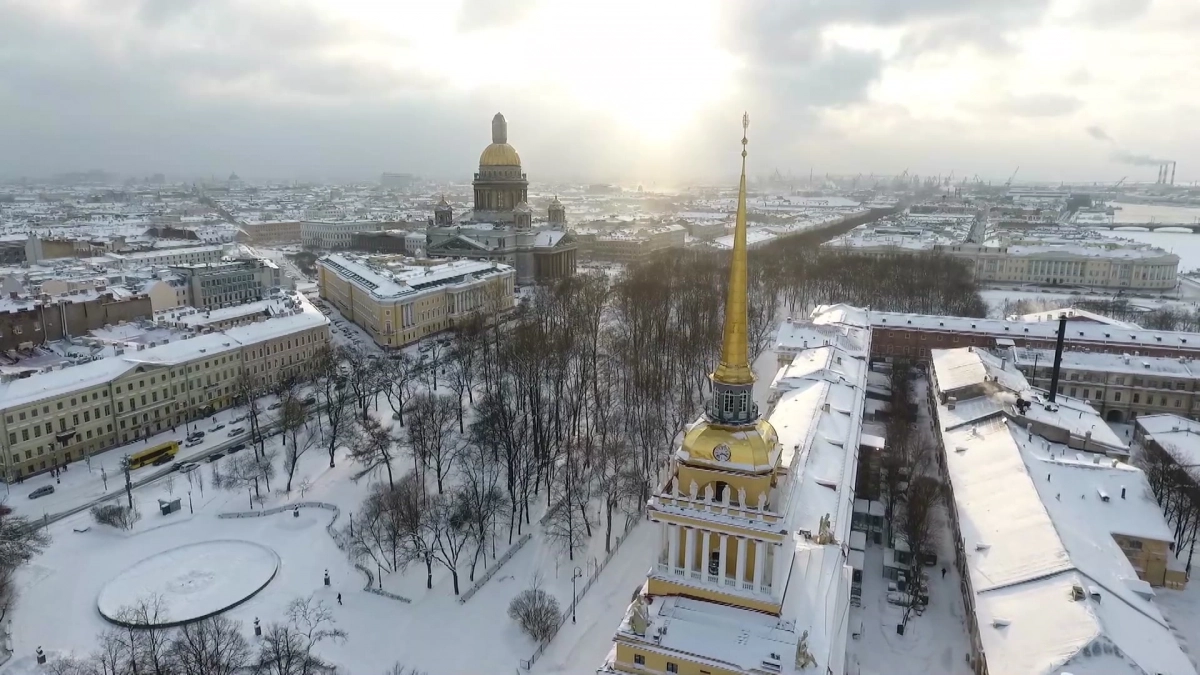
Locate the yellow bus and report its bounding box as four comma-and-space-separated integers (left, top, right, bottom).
126, 441, 180, 469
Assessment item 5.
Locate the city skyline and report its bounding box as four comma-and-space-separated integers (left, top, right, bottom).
1, 0, 1197, 184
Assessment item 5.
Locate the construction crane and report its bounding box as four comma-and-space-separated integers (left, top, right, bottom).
1112, 176, 1127, 190
1005, 166, 1020, 187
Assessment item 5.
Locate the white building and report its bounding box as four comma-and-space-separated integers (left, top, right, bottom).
301, 221, 384, 249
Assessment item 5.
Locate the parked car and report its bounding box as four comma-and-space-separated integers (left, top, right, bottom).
303, 396, 317, 406
210, 424, 226, 432
29, 485, 55, 499
206, 452, 224, 463
231, 415, 247, 423
187, 430, 205, 441
228, 427, 245, 437
268, 402, 283, 411
152, 454, 174, 466
177, 462, 200, 474
185, 438, 203, 448
228, 444, 246, 454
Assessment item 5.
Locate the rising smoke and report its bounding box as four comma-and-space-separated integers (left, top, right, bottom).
1084, 125, 1170, 167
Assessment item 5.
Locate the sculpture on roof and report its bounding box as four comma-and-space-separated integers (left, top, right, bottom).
795, 630, 816, 669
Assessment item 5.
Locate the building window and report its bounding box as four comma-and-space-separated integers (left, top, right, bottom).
1133, 393, 1140, 404
667, 664, 678, 673
1115, 392, 1122, 402
633, 655, 645, 666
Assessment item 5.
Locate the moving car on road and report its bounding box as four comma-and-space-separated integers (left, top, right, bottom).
29, 485, 55, 499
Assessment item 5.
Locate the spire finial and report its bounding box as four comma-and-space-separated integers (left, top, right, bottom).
713, 113, 754, 386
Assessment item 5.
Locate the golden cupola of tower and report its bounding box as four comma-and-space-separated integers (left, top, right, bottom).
479, 113, 521, 167
678, 113, 779, 474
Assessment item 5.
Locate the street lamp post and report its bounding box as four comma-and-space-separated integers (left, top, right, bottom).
571, 566, 582, 624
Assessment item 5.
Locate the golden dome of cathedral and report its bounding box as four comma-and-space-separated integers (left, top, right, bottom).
479, 142, 521, 167
479, 112, 521, 167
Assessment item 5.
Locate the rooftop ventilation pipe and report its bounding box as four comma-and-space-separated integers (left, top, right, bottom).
1048, 314, 1067, 403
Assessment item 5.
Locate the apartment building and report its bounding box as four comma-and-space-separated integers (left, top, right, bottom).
0, 288, 154, 352
316, 253, 514, 349
169, 259, 283, 309
0, 299, 329, 480
840, 238, 1179, 291
301, 220, 383, 249
238, 220, 301, 244
111, 244, 227, 268
1007, 347, 1200, 424
574, 223, 687, 263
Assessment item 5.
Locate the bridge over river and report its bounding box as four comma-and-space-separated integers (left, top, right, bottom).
1081, 221, 1200, 234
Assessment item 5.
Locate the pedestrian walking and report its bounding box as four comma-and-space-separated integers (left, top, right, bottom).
337, 593, 342, 605
941, 567, 947, 579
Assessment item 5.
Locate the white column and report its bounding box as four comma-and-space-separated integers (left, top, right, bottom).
736, 537, 748, 587
753, 540, 767, 592
668, 524, 680, 574
702, 530, 712, 580
685, 528, 697, 577
719, 534, 729, 586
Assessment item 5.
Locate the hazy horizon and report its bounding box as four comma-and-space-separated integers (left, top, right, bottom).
2, 0, 1197, 185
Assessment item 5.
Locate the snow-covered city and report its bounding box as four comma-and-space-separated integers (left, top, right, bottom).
3, 2, 1200, 675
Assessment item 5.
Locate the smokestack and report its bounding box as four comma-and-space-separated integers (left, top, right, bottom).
1048, 314, 1068, 403
1157, 164, 1164, 184
1171, 161, 1177, 186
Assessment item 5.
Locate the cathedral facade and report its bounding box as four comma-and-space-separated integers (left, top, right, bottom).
424, 113, 577, 285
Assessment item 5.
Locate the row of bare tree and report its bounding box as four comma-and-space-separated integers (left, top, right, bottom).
1141, 440, 1200, 573
45, 594, 362, 675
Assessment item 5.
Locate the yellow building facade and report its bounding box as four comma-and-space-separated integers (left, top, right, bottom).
316, 253, 514, 349
0, 299, 329, 479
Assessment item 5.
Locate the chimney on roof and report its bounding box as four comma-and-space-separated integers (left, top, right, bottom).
1048, 314, 1067, 403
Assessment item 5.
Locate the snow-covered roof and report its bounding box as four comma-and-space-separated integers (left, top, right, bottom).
1007, 347, 1200, 378
871, 311, 1200, 353
933, 361, 1194, 675
1015, 307, 1141, 329
1135, 413, 1200, 467
317, 253, 512, 301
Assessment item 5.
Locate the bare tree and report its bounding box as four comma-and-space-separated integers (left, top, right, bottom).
507, 574, 561, 643
405, 392, 461, 494
115, 595, 174, 675
341, 345, 383, 421
91, 503, 140, 531
899, 475, 943, 630
253, 595, 346, 675
543, 446, 592, 560
0, 504, 50, 625
349, 415, 399, 489
429, 489, 474, 595
458, 439, 510, 580
379, 354, 417, 428
168, 615, 252, 675
238, 369, 269, 459
383, 664, 428, 675
344, 482, 406, 574
392, 474, 438, 589
280, 398, 318, 493
312, 347, 357, 468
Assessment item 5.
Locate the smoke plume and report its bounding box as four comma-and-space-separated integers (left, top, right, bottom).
1111, 149, 1170, 166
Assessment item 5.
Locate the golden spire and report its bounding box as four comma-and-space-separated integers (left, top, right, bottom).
712, 113, 754, 386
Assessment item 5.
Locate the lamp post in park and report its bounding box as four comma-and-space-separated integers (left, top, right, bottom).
571, 567, 583, 624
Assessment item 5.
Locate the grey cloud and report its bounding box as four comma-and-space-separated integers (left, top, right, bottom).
1086, 126, 1113, 142
457, 0, 541, 31
1112, 149, 1171, 166
998, 93, 1083, 117
1075, 0, 1152, 25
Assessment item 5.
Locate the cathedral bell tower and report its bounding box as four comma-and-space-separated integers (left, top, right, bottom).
433, 195, 453, 227
548, 195, 566, 225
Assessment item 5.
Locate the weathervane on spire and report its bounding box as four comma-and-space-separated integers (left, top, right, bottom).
742, 112, 749, 156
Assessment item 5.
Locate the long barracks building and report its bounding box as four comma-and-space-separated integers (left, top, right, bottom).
780, 311, 1200, 363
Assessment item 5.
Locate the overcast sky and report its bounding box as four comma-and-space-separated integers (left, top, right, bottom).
1, 0, 1196, 185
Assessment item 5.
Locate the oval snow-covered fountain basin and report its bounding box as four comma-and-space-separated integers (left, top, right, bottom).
97, 540, 280, 627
